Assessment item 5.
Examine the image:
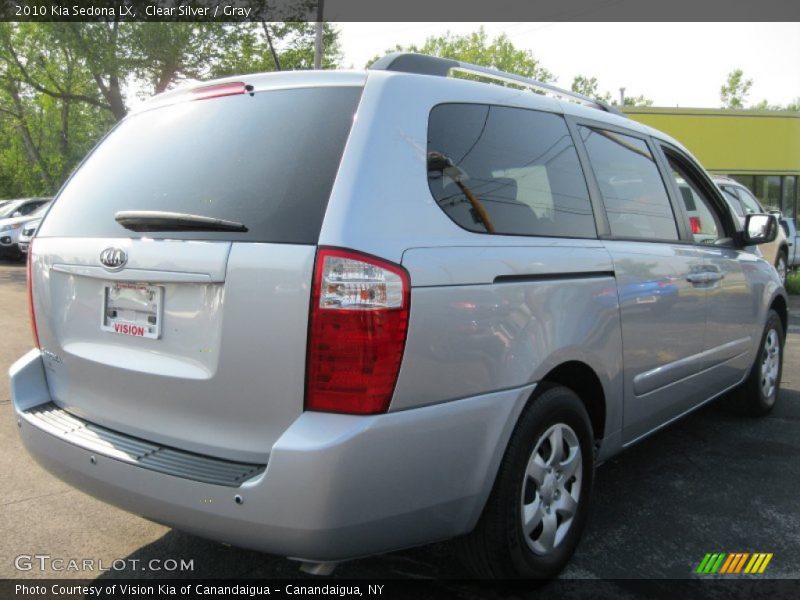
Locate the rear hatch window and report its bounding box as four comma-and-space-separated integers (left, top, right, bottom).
38, 86, 362, 243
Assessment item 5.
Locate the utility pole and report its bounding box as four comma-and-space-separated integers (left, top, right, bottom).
314, 0, 325, 70
619, 87, 626, 106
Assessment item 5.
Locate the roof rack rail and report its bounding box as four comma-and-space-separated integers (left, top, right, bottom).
369, 52, 624, 117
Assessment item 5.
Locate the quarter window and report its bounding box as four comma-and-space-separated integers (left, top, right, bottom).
427, 104, 596, 238
579, 127, 678, 241
667, 158, 724, 245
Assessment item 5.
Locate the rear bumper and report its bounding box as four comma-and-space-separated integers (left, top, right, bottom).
10, 349, 530, 562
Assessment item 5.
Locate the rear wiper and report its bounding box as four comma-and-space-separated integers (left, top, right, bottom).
115, 211, 248, 233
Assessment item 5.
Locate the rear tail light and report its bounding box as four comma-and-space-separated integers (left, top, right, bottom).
306, 248, 410, 415
27, 239, 40, 348
689, 216, 701, 234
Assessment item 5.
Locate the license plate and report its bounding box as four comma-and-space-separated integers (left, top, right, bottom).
101, 283, 162, 339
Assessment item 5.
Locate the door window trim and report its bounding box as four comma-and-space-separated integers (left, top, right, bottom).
656, 143, 739, 246
566, 115, 688, 245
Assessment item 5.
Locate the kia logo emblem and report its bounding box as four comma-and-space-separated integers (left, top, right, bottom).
100, 247, 128, 270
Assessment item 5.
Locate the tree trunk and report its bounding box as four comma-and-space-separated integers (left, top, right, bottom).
261, 22, 281, 71
59, 99, 70, 180
106, 75, 127, 120
5, 81, 54, 190
68, 21, 128, 121
154, 64, 178, 94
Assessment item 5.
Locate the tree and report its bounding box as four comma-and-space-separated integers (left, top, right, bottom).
572, 75, 614, 104
2, 22, 341, 121
751, 99, 782, 110
0, 22, 342, 197
369, 27, 553, 82
721, 68, 752, 109
571, 75, 603, 99
621, 94, 654, 107
571, 74, 651, 106
0, 23, 113, 193
719, 69, 798, 111
181, 22, 340, 82
751, 97, 800, 111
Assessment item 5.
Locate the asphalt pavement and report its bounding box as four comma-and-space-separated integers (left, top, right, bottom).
1, 258, 798, 583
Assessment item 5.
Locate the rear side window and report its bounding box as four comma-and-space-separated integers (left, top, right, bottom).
427, 104, 595, 239
720, 187, 744, 217
0, 200, 45, 218
38, 87, 362, 243
579, 127, 678, 241
18, 201, 45, 216
735, 186, 763, 214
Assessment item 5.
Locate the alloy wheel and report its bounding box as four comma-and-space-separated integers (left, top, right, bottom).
760, 328, 780, 401
520, 423, 583, 555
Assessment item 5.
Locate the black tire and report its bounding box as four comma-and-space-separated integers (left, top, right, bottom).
730, 309, 784, 417
775, 250, 788, 285
457, 384, 594, 578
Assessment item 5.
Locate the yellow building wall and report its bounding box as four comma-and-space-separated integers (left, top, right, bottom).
622, 108, 800, 175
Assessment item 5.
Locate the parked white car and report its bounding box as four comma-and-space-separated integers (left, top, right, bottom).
778, 216, 800, 271
0, 201, 50, 258
713, 176, 790, 283
16, 219, 40, 255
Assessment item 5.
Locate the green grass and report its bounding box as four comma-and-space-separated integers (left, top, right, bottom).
786, 271, 800, 295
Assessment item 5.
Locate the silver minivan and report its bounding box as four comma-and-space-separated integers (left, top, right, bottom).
10, 53, 786, 578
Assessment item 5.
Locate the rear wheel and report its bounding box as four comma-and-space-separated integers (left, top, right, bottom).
458, 384, 594, 578
730, 309, 784, 416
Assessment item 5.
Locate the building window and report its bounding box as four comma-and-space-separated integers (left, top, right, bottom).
782, 176, 797, 222
754, 175, 782, 210
729, 174, 799, 222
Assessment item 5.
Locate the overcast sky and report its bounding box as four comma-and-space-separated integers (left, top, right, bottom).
336, 22, 800, 108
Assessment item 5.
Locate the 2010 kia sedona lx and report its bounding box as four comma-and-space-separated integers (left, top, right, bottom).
10, 53, 786, 578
